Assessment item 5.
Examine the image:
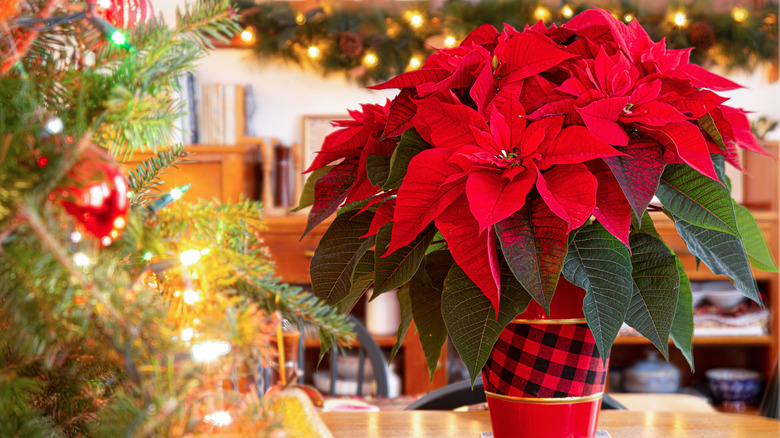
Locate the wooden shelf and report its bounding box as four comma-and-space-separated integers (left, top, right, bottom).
303, 334, 399, 349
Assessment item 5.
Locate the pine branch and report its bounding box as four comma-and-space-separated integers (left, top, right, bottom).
127, 145, 190, 207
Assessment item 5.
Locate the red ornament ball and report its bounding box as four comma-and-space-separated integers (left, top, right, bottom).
57, 144, 129, 246
99, 0, 154, 28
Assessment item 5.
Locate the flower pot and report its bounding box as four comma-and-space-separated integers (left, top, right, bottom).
482, 278, 609, 438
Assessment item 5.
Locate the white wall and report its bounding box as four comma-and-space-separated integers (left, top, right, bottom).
156, 0, 779, 145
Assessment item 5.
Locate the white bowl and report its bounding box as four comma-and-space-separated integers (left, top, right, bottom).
706, 290, 745, 309
691, 291, 707, 307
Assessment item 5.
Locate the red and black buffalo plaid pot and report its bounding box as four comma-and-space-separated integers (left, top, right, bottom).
481, 278, 609, 438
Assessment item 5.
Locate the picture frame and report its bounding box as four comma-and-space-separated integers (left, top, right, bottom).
300, 114, 348, 174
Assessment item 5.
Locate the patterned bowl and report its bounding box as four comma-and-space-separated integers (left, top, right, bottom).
706, 368, 763, 404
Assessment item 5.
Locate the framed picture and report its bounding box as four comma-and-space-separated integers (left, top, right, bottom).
301, 114, 348, 173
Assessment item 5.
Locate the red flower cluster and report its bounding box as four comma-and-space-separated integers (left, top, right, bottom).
305, 8, 768, 315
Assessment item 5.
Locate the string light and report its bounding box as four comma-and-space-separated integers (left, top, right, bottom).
534, 6, 551, 22
624, 13, 634, 23
408, 57, 421, 69
410, 14, 423, 28
673, 11, 687, 27
113, 217, 126, 229
70, 231, 82, 243
182, 289, 201, 305
240, 28, 254, 43
180, 249, 201, 266
732, 7, 748, 23
307, 45, 320, 58
444, 35, 457, 48
73, 252, 91, 268
200, 248, 211, 255
204, 411, 233, 427
191, 341, 231, 363
296, 13, 306, 25
363, 53, 378, 68
169, 187, 185, 200
561, 5, 574, 19
180, 328, 194, 342
143, 251, 153, 261
101, 236, 112, 246
44, 117, 64, 135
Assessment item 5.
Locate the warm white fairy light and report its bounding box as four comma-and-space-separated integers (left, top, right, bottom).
240, 28, 254, 43
70, 231, 82, 243
363, 53, 378, 68
191, 341, 231, 363
200, 248, 211, 255
444, 35, 457, 47
97, 0, 111, 8
732, 7, 748, 23
182, 289, 201, 305
143, 251, 153, 261
204, 411, 233, 427
408, 57, 421, 69
169, 187, 184, 200
180, 327, 194, 342
296, 13, 306, 25
73, 252, 91, 267
410, 14, 423, 28
673, 11, 687, 27
45, 117, 64, 135
561, 5, 574, 19
534, 6, 551, 22
180, 249, 201, 266
624, 13, 634, 23
308, 46, 320, 58
101, 236, 112, 247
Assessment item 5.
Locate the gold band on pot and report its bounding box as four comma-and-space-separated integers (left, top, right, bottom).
484, 391, 603, 405
511, 317, 587, 325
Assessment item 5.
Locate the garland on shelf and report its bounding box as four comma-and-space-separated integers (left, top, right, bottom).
235, 0, 778, 85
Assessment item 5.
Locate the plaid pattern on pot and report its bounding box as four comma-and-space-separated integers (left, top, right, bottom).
483, 322, 608, 398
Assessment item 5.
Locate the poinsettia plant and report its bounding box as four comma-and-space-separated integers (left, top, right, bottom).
297, 8, 778, 381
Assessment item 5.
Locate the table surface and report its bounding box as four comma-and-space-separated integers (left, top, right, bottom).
320, 410, 780, 437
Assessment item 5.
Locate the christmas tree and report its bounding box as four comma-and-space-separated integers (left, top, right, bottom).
0, 0, 352, 435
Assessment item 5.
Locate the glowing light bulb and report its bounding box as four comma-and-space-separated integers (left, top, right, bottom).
732, 7, 748, 23
240, 28, 253, 43
70, 231, 82, 243
363, 53, 378, 68
534, 6, 551, 22
181, 328, 194, 342
180, 249, 201, 266
170, 187, 183, 200
110, 30, 127, 47
444, 35, 457, 48
73, 252, 91, 267
204, 411, 233, 427
624, 13, 634, 23
113, 217, 126, 229
561, 5, 574, 19
45, 117, 64, 135
200, 248, 211, 255
182, 289, 201, 305
673, 11, 687, 27
101, 236, 112, 247
191, 341, 231, 363
296, 13, 306, 25
109, 229, 119, 239
408, 57, 421, 69
97, 0, 111, 8
307, 46, 320, 58
143, 252, 153, 261
410, 14, 423, 28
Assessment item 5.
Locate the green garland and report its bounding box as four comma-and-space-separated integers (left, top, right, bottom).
237, 0, 778, 85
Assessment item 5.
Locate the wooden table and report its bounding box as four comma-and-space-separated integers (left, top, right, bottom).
320, 410, 780, 437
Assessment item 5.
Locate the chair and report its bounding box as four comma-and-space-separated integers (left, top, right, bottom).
297, 314, 390, 398
405, 376, 627, 410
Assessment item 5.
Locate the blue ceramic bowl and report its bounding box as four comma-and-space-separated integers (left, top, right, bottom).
706, 368, 763, 403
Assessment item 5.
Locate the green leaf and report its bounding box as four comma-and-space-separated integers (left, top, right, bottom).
373, 224, 436, 295
310, 210, 375, 305
657, 164, 740, 237
672, 216, 761, 304
670, 257, 694, 371
366, 154, 391, 187
383, 128, 431, 191
291, 165, 335, 212
698, 114, 726, 152
409, 252, 452, 378
442, 264, 532, 384
336, 250, 375, 313
625, 233, 680, 360
495, 199, 568, 313
390, 286, 413, 363
563, 222, 633, 361
734, 204, 779, 272
426, 232, 447, 254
